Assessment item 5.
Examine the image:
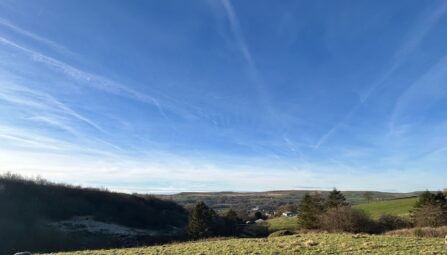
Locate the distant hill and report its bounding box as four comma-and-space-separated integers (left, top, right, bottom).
160, 190, 422, 213
0, 174, 188, 254
353, 197, 419, 219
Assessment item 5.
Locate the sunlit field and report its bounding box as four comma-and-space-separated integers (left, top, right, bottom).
353, 197, 418, 219
43, 233, 444, 255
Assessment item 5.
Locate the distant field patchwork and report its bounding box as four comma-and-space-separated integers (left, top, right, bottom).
42, 233, 444, 255
353, 197, 418, 219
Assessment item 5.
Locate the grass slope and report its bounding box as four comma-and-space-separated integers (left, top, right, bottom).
42, 233, 444, 255
353, 197, 418, 219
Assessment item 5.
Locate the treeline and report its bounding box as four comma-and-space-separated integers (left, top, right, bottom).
0, 173, 187, 228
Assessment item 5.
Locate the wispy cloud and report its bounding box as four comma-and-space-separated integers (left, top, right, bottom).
0, 36, 192, 121
314, 2, 447, 149
360, 1, 447, 102
0, 17, 77, 58
219, 0, 274, 115
391, 53, 447, 125
0, 82, 105, 133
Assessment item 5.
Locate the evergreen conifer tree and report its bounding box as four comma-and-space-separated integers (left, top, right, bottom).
187, 202, 219, 239
297, 193, 323, 229
325, 188, 348, 209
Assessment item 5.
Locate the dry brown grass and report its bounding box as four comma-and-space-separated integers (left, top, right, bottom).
385, 226, 447, 237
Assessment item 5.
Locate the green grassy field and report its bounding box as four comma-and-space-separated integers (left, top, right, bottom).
42, 233, 444, 255
353, 197, 418, 219
267, 216, 299, 232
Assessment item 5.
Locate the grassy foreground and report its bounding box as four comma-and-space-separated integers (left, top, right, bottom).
42, 233, 444, 255
353, 197, 418, 219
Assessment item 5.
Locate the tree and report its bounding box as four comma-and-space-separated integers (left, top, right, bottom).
363, 192, 373, 203
254, 211, 263, 220
297, 193, 323, 229
187, 202, 219, 239
411, 191, 447, 227
414, 191, 447, 208
325, 188, 348, 209
222, 209, 240, 236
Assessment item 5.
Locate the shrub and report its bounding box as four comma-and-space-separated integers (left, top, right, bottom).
319, 206, 378, 233
242, 224, 269, 237
414, 228, 424, 237
385, 226, 447, 238
411, 191, 447, 227
412, 204, 447, 227
268, 230, 294, 238
377, 214, 412, 232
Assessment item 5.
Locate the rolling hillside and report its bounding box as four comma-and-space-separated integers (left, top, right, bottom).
41, 233, 444, 255
0, 174, 188, 254
353, 197, 418, 219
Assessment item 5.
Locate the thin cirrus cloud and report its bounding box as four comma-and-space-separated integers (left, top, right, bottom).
0, 83, 105, 133
0, 36, 193, 122
314, 1, 447, 149
1, 0, 447, 192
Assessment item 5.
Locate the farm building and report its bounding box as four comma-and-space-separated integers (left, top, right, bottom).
282, 211, 297, 217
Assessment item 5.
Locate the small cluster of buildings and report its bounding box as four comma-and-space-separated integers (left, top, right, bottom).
243, 207, 298, 224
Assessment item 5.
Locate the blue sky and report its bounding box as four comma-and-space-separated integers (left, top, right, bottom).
1, 0, 447, 192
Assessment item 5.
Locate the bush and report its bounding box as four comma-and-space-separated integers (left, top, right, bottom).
385, 226, 447, 238
411, 191, 447, 227
319, 206, 378, 233
377, 214, 412, 232
268, 230, 294, 238
412, 204, 447, 227
242, 224, 269, 237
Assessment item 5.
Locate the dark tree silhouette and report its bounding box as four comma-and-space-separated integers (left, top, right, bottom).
187, 202, 219, 239
325, 188, 348, 209
297, 193, 323, 229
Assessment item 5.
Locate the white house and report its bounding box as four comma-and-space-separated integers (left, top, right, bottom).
254, 219, 265, 224
282, 211, 296, 217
